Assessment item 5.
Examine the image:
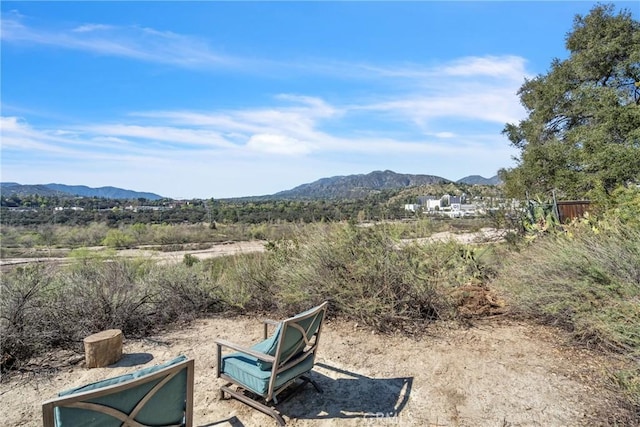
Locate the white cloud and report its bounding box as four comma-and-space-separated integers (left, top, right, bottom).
274, 94, 338, 118
435, 132, 455, 138
72, 24, 113, 33
339, 57, 529, 136
1, 17, 234, 68
83, 124, 237, 149
128, 95, 342, 154
354, 76, 525, 127
2, 14, 533, 86
90, 136, 131, 145
344, 55, 530, 84
440, 55, 529, 80
247, 134, 312, 155
2, 116, 220, 164
1, 117, 87, 152
363, 89, 523, 126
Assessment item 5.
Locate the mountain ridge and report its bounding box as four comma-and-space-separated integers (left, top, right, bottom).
271, 170, 448, 199
0, 182, 164, 200
1, 171, 499, 201
456, 175, 501, 185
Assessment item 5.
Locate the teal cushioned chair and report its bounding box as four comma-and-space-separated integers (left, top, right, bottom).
215, 302, 328, 426
42, 355, 194, 427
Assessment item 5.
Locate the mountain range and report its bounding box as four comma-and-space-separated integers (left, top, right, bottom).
1, 171, 500, 201
271, 170, 446, 199
456, 175, 502, 185
268, 170, 500, 200
0, 182, 164, 200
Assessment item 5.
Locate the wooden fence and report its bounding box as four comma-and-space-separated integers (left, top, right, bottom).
556, 200, 591, 223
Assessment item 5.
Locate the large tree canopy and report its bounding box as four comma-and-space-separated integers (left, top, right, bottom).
500, 4, 640, 200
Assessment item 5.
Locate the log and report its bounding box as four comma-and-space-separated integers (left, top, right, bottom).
83, 329, 123, 368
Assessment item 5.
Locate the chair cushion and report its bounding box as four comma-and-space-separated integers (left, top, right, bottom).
251, 324, 282, 371
221, 352, 315, 397
55, 355, 188, 426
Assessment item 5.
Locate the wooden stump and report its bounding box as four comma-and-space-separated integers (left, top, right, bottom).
83, 329, 123, 368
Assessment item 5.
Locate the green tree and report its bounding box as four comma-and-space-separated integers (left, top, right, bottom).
501, 4, 640, 199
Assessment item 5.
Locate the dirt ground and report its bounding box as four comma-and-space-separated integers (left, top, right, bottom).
1, 315, 631, 427
0, 240, 268, 270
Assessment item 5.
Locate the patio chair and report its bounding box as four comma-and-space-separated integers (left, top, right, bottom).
215, 301, 328, 426
42, 355, 194, 427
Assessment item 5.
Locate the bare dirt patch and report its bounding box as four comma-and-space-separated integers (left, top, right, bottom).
117, 240, 267, 264
403, 227, 510, 246
1, 317, 630, 426
0, 240, 267, 270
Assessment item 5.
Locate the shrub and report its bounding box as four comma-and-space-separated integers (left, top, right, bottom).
0, 257, 228, 371
50, 258, 156, 346
0, 265, 55, 371
215, 252, 280, 312
183, 253, 200, 267
143, 263, 223, 325
102, 229, 134, 248
493, 218, 640, 355
602, 185, 640, 229
226, 223, 492, 332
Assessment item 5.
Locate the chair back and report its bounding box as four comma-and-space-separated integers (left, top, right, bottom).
42, 355, 194, 427
275, 302, 328, 367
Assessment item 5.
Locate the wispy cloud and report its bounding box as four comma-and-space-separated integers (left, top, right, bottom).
247, 134, 313, 155
1, 117, 147, 160
1, 17, 234, 68
83, 124, 238, 150
1, 116, 73, 154
440, 55, 529, 80
2, 51, 528, 162
341, 56, 528, 129
360, 88, 523, 126
2, 13, 533, 87
72, 23, 113, 33
331, 55, 530, 85
2, 90, 517, 164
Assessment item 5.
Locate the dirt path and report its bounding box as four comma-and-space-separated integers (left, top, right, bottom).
1, 316, 627, 426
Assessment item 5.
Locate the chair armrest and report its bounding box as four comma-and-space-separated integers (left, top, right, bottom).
215, 339, 276, 363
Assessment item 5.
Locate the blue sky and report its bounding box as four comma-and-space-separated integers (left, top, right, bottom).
1, 2, 637, 199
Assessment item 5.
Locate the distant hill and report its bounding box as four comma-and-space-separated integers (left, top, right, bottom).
456, 175, 501, 185
269, 170, 451, 200
0, 183, 66, 197
1, 172, 499, 202
0, 183, 164, 200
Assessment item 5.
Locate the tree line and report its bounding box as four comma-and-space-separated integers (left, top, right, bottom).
0, 191, 410, 227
